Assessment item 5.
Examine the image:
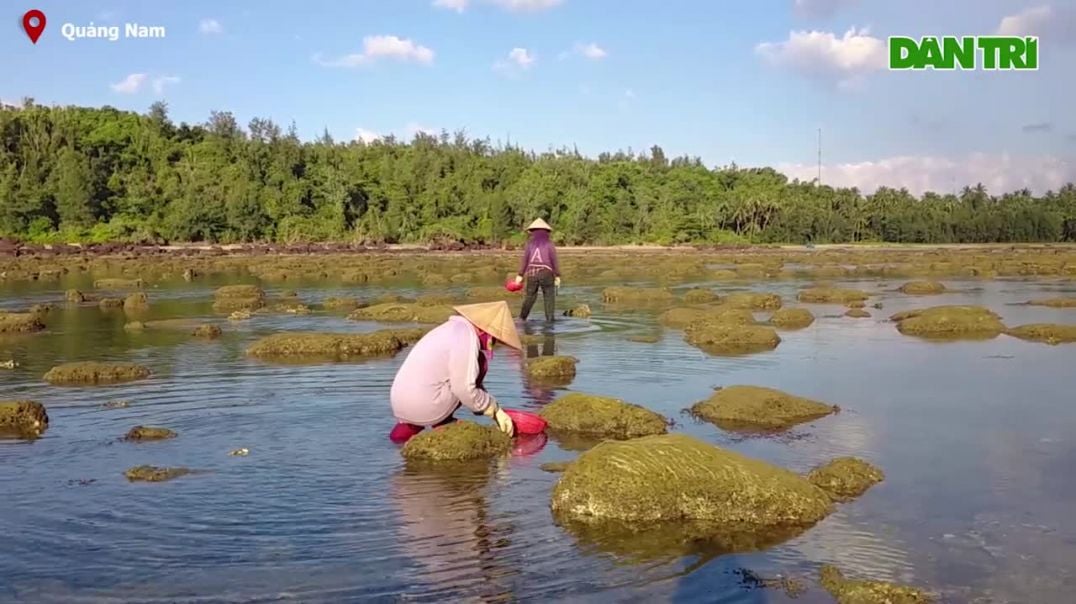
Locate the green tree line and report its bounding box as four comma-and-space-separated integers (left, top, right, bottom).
2, 100, 1075, 245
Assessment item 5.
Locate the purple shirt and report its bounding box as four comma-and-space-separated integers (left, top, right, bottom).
390, 316, 496, 425
519, 230, 560, 276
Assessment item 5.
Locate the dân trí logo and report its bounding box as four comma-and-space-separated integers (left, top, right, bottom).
889, 36, 1038, 70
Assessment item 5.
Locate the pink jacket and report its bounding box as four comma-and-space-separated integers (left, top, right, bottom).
390, 316, 496, 425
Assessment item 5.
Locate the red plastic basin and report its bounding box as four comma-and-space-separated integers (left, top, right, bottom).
504, 409, 547, 435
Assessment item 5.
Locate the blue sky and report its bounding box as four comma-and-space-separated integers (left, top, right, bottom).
3, 0, 1075, 194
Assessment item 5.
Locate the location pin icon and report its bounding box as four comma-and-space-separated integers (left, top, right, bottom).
23, 9, 46, 44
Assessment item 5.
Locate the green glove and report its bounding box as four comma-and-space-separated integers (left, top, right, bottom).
483, 401, 515, 436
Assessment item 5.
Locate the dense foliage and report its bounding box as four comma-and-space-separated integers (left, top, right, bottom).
2, 100, 1075, 245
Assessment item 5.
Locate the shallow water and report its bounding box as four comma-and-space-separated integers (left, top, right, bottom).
3, 274, 1076, 603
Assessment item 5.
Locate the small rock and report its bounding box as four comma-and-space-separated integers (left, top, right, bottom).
229, 447, 250, 456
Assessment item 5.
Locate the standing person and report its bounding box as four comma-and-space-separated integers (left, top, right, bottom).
389, 301, 522, 443
513, 218, 561, 322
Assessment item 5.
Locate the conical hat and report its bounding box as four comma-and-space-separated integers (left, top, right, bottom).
453, 301, 523, 351
527, 218, 552, 231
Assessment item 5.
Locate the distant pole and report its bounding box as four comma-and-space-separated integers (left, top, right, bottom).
817, 127, 822, 186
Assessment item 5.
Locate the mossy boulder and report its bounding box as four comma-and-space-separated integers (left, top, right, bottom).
891, 305, 1005, 339
683, 288, 719, 304
684, 321, 780, 355
420, 272, 449, 286
416, 293, 456, 306
690, 385, 838, 431
540, 461, 571, 473
819, 565, 933, 604
465, 286, 512, 302
1027, 297, 1076, 308
1005, 323, 1076, 345
322, 297, 364, 311
564, 304, 592, 318
124, 465, 193, 482
0, 312, 45, 333
212, 285, 266, 312
540, 393, 668, 438
551, 433, 833, 532
192, 324, 223, 339
124, 426, 177, 441
899, 280, 946, 295
797, 287, 869, 304
123, 292, 150, 312
98, 298, 124, 309
44, 361, 151, 385
660, 306, 755, 329
601, 286, 674, 304
348, 302, 454, 324
400, 421, 512, 462
806, 457, 884, 502
526, 356, 577, 381
628, 333, 662, 343
0, 400, 49, 438
65, 289, 86, 303
724, 292, 782, 310
246, 329, 426, 360
769, 308, 814, 329
845, 308, 871, 319
94, 278, 143, 290
709, 269, 739, 280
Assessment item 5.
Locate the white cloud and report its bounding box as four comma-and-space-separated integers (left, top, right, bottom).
575, 42, 607, 60
433, 0, 469, 12
997, 5, 1076, 44
110, 73, 149, 94
775, 153, 1075, 196
199, 18, 223, 35
756, 26, 886, 86
152, 75, 181, 94
494, 47, 536, 75
316, 35, 435, 67
405, 122, 437, 137
793, 0, 858, 19
432, 0, 561, 12
355, 128, 381, 143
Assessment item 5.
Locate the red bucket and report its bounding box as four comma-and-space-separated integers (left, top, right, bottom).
505, 278, 523, 293
504, 409, 547, 435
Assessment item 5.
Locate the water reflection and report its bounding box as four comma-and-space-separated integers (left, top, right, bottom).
520, 325, 558, 407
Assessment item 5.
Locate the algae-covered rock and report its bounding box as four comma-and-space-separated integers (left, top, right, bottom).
540, 461, 571, 473
323, 297, 364, 311
123, 292, 150, 312
465, 286, 512, 302
124, 465, 193, 482
29, 303, 52, 318
660, 306, 755, 329
192, 324, 223, 339
601, 286, 674, 304
899, 280, 946, 295
769, 308, 814, 329
98, 298, 124, 309
683, 288, 719, 304
0, 400, 49, 438
891, 305, 1005, 339
124, 426, 177, 441
246, 329, 425, 360
1027, 297, 1076, 308
348, 302, 454, 324
797, 288, 869, 304
416, 293, 456, 306
628, 333, 662, 344
526, 355, 577, 379
806, 457, 884, 502
540, 393, 668, 438
551, 434, 833, 529
709, 269, 739, 280
0, 312, 45, 333
691, 385, 838, 431
684, 321, 780, 355
212, 285, 266, 312
846, 300, 866, 309
94, 278, 143, 290
724, 292, 782, 310
564, 304, 592, 318
400, 421, 511, 462
421, 272, 449, 286
228, 310, 252, 321
65, 289, 86, 303
1005, 323, 1076, 345
43, 361, 151, 385
819, 565, 933, 604
845, 308, 871, 319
